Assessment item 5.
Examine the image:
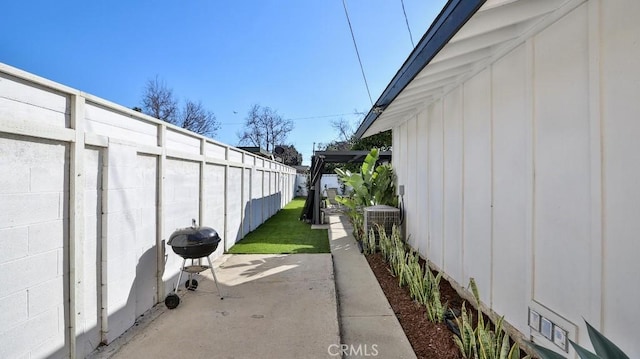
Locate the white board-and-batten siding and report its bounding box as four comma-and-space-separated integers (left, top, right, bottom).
392, 1, 640, 357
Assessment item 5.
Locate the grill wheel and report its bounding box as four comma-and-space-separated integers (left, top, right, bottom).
164, 293, 180, 309
185, 279, 199, 291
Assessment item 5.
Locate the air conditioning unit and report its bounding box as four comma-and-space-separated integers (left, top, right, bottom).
363, 205, 400, 239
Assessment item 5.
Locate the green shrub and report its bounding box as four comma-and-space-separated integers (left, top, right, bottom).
335, 148, 398, 242
453, 279, 525, 359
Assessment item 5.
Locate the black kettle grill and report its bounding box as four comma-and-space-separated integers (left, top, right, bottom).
164, 220, 223, 309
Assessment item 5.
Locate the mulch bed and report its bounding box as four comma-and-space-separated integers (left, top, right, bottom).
365, 252, 463, 359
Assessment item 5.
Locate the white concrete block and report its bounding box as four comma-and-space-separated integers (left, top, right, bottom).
106, 188, 138, 214
107, 165, 139, 190
84, 190, 101, 217
0, 96, 68, 131
165, 129, 201, 154
28, 276, 63, 317
244, 153, 255, 165
108, 143, 137, 168
83, 147, 102, 189
29, 163, 67, 193
0, 291, 28, 332
85, 103, 157, 137
0, 307, 62, 359
106, 208, 137, 236
86, 119, 157, 147
0, 163, 30, 194
30, 329, 67, 359
0, 251, 59, 298
228, 149, 243, 163
28, 220, 64, 255
205, 142, 226, 160
0, 193, 61, 228
105, 295, 136, 344
106, 231, 139, 262
0, 72, 68, 114
0, 226, 28, 264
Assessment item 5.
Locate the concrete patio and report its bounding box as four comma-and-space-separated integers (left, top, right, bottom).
89, 212, 414, 359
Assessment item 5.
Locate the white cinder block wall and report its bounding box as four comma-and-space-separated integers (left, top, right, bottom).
0, 64, 296, 358
392, 1, 640, 357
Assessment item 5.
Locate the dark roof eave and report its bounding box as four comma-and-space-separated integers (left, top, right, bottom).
354, 0, 486, 139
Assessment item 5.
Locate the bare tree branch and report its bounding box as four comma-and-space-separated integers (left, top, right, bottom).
180, 100, 220, 137
141, 75, 178, 124
141, 76, 220, 138
331, 118, 354, 143
237, 104, 293, 151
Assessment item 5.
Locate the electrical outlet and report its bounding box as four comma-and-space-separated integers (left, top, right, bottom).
553, 325, 568, 352
529, 308, 540, 331
540, 317, 553, 340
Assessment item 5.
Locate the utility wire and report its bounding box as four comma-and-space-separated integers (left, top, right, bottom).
341, 0, 374, 106
222, 112, 364, 126
400, 0, 415, 47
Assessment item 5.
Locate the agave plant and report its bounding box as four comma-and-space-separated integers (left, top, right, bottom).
530, 320, 629, 359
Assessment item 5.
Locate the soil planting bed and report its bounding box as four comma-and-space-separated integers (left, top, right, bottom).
365, 252, 464, 359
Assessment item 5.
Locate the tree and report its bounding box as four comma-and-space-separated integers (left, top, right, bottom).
141, 76, 220, 138
181, 100, 220, 138
352, 130, 392, 151
318, 117, 392, 174
237, 104, 293, 151
142, 76, 178, 124
277, 145, 302, 166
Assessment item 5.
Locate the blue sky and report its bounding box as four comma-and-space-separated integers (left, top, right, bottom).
0, 0, 445, 165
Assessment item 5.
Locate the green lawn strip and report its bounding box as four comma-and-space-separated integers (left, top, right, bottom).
227, 198, 330, 254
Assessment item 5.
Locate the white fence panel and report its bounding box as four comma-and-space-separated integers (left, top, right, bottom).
0, 63, 296, 358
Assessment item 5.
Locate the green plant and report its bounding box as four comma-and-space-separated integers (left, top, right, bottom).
530, 320, 629, 359
453, 279, 526, 359
453, 302, 478, 358
405, 251, 424, 301
424, 269, 445, 323
363, 227, 376, 255
335, 148, 398, 242
378, 224, 393, 261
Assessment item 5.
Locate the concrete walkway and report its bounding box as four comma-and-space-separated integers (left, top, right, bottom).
90, 212, 415, 359
327, 212, 417, 359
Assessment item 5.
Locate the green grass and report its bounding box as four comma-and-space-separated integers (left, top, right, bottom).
227, 197, 330, 254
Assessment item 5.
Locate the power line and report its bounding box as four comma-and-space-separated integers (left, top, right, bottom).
221, 112, 364, 126
341, 0, 374, 106
400, 0, 415, 47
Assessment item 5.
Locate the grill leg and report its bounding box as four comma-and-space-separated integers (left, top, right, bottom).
174, 258, 187, 293
206, 256, 223, 299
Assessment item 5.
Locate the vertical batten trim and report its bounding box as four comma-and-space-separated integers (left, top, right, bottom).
587, 0, 604, 330
156, 124, 166, 305
523, 38, 536, 313
68, 94, 86, 359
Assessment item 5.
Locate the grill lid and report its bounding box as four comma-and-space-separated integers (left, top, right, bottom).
167, 226, 221, 247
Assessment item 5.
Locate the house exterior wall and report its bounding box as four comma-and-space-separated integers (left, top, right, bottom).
392, 1, 639, 356
0, 64, 296, 358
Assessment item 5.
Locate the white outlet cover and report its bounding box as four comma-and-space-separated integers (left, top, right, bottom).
529, 309, 541, 331
541, 317, 553, 340
553, 325, 568, 351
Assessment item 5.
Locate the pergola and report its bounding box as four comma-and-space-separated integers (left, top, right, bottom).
301, 150, 392, 224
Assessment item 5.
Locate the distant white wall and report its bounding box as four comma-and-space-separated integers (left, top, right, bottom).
392, 1, 640, 357
0, 64, 296, 358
